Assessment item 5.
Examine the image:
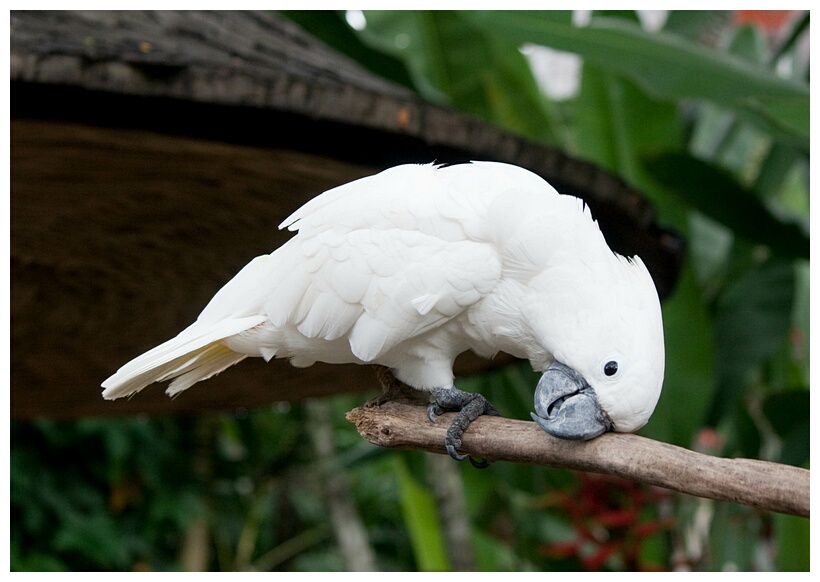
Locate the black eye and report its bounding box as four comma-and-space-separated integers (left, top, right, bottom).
604, 361, 619, 377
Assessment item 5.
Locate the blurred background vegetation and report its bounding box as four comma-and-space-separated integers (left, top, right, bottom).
10, 10, 809, 571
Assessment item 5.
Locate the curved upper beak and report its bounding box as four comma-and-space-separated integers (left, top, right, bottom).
531, 361, 612, 440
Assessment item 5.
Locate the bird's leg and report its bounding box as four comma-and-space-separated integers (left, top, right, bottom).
368, 365, 429, 407
368, 368, 497, 468
427, 387, 499, 468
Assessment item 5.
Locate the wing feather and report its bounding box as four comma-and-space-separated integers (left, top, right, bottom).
287, 228, 501, 361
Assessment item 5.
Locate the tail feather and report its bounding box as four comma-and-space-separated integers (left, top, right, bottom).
165, 344, 247, 397
102, 315, 266, 400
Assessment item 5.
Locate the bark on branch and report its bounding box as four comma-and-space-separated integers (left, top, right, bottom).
346, 401, 809, 518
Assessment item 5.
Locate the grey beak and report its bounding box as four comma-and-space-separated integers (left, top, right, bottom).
531, 361, 612, 440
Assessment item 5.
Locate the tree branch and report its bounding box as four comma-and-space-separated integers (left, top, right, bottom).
346, 401, 809, 518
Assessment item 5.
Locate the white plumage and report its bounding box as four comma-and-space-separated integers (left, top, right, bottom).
103, 162, 665, 438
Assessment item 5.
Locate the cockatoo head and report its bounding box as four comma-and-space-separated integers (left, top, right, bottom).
528, 253, 665, 440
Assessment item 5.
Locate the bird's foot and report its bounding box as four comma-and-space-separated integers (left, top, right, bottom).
427, 387, 499, 468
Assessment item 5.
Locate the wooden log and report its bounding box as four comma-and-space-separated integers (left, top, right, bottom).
346, 400, 810, 518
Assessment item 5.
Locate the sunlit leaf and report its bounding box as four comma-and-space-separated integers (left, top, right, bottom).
395, 456, 450, 571
738, 96, 810, 143
463, 11, 808, 145
573, 62, 684, 190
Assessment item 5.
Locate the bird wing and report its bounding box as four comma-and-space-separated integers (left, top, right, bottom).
253, 162, 523, 363
263, 227, 502, 363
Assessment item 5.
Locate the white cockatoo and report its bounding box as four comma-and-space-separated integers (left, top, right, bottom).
102, 162, 665, 461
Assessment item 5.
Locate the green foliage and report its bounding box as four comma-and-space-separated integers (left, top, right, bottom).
12, 10, 809, 572
643, 152, 808, 259
11, 417, 207, 571
353, 10, 559, 143
464, 11, 808, 146
394, 457, 449, 571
